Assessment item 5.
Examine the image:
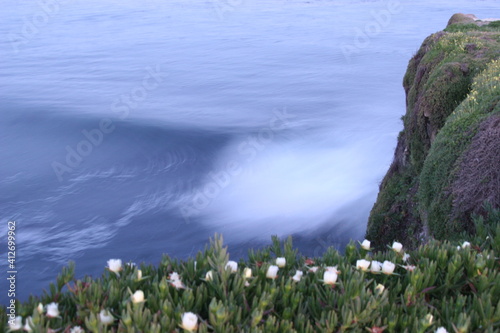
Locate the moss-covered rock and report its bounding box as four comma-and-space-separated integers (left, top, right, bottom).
366, 14, 500, 249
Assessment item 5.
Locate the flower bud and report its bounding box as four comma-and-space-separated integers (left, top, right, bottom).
292, 270, 303, 282
99, 309, 114, 325
243, 267, 252, 278
205, 270, 213, 281
382, 261, 396, 275
180, 312, 198, 332
392, 242, 403, 253
361, 239, 371, 250
107, 259, 122, 274
46, 302, 59, 318
370, 261, 382, 273
266, 265, 279, 279
8, 316, 23, 330
356, 259, 370, 271
225, 261, 238, 273
131, 290, 145, 304
323, 271, 338, 285
276, 257, 286, 268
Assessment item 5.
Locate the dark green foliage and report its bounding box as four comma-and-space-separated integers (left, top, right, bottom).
2, 219, 500, 332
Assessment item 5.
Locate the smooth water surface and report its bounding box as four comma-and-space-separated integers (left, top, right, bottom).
1, 0, 497, 303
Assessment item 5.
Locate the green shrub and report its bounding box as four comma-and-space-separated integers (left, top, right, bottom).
2, 212, 500, 333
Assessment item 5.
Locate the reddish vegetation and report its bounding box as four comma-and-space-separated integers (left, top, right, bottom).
451, 115, 500, 230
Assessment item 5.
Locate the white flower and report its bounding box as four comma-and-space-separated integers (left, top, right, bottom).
37, 303, 44, 314
361, 239, 371, 250
24, 317, 34, 332
243, 267, 252, 279
8, 316, 22, 330
70, 326, 85, 333
370, 261, 382, 273
435, 327, 448, 333
382, 261, 396, 275
107, 259, 122, 274
292, 270, 303, 282
462, 241, 471, 248
392, 242, 403, 253
180, 312, 198, 332
266, 265, 279, 279
356, 259, 370, 271
403, 253, 410, 262
225, 260, 238, 273
244, 281, 250, 287
457, 246, 461, 250
276, 257, 286, 268
99, 310, 114, 325
46, 302, 59, 318
325, 266, 340, 274
308, 266, 319, 273
205, 270, 213, 281
375, 284, 385, 293
131, 290, 145, 304
402, 265, 416, 272
169, 272, 180, 281
323, 271, 338, 285
126, 262, 136, 267
171, 279, 185, 289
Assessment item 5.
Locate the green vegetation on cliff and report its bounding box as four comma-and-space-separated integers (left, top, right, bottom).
367, 15, 500, 248
2, 213, 500, 332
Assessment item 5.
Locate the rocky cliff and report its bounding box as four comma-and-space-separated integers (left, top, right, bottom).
366, 14, 500, 249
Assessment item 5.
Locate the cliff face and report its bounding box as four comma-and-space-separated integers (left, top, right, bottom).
366, 14, 500, 248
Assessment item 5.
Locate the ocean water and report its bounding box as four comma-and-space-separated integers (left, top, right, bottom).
1, 0, 497, 303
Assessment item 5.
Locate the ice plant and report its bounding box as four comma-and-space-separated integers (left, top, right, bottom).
308, 266, 319, 273
131, 290, 145, 304
37, 303, 43, 314
402, 265, 416, 272
370, 261, 382, 273
243, 267, 252, 278
361, 239, 371, 250
403, 253, 410, 262
99, 310, 114, 325
323, 270, 338, 285
180, 312, 198, 332
325, 266, 340, 274
392, 242, 403, 253
462, 241, 471, 248
382, 261, 396, 275
46, 302, 59, 318
24, 317, 34, 332
375, 284, 385, 294
356, 259, 370, 271
107, 259, 122, 274
70, 326, 85, 333
435, 327, 448, 333
266, 265, 279, 279
8, 316, 22, 330
292, 270, 303, 282
276, 257, 286, 267
225, 260, 238, 273
169, 272, 180, 281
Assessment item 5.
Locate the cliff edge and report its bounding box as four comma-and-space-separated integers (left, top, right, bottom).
366, 14, 500, 249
